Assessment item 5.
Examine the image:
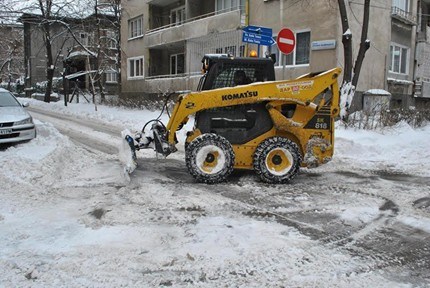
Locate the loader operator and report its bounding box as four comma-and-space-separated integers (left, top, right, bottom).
233, 70, 251, 86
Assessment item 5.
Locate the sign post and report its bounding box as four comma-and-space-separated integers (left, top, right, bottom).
242, 25, 274, 57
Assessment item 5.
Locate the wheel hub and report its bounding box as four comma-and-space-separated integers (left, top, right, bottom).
272, 155, 282, 165
205, 153, 215, 163
196, 146, 223, 174
266, 148, 293, 175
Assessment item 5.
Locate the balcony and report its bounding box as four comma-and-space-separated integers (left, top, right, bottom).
144, 8, 243, 48
391, 6, 417, 26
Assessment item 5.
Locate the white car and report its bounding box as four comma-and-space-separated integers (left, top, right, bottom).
0, 88, 36, 144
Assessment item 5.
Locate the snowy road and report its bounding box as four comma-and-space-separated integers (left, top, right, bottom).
28, 107, 121, 154
1, 101, 429, 287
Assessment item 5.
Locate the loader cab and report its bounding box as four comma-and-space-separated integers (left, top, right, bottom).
195, 54, 276, 145
197, 54, 276, 91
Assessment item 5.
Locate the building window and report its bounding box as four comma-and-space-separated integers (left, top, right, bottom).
170, 6, 185, 25
271, 30, 311, 66
239, 45, 245, 57
106, 30, 117, 49
392, 0, 408, 12
215, 48, 223, 54
79, 32, 89, 47
128, 56, 144, 79
105, 68, 118, 83
389, 44, 408, 74
216, 0, 245, 12
170, 53, 184, 75
128, 15, 143, 39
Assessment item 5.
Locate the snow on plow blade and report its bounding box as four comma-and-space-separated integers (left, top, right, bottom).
119, 129, 138, 174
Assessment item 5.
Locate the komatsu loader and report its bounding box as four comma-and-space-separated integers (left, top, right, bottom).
122, 54, 341, 184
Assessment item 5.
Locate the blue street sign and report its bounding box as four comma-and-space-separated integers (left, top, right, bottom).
242, 31, 275, 46
243, 25, 272, 36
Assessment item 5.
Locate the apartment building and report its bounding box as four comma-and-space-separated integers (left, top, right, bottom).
121, 0, 428, 108
121, 0, 247, 100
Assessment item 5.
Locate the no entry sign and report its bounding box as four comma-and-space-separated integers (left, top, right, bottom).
277, 28, 295, 55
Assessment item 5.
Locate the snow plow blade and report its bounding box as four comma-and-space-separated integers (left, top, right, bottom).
119, 129, 138, 174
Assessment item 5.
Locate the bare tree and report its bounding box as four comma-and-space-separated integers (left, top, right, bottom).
37, 0, 56, 102
51, 0, 121, 105
4, 0, 94, 102
0, 2, 25, 90
91, 0, 119, 104
0, 26, 24, 89
102, 0, 121, 98
338, 0, 371, 122
91, 0, 121, 103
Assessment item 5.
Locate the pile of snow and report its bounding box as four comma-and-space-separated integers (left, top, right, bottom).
339, 82, 355, 120
0, 120, 99, 191
24, 98, 168, 134
331, 121, 430, 176
364, 89, 391, 95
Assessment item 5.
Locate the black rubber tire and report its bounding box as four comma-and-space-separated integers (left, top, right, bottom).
185, 133, 235, 184
253, 137, 302, 184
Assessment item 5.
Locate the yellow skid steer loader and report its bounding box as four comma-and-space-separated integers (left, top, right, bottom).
122, 54, 341, 184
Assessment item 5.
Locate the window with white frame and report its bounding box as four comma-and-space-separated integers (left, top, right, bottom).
106, 30, 117, 49
170, 6, 185, 25
270, 30, 311, 66
170, 53, 185, 75
128, 56, 144, 79
128, 15, 143, 39
389, 43, 408, 74
216, 0, 245, 12
392, 0, 408, 12
105, 67, 118, 83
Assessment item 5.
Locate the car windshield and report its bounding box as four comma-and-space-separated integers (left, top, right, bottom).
0, 92, 21, 107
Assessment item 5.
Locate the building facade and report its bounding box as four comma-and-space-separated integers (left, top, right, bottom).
121, 0, 429, 108
20, 13, 119, 95
415, 0, 430, 107
0, 23, 24, 88
122, 0, 247, 100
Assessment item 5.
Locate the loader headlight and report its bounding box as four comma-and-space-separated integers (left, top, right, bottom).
15, 117, 33, 125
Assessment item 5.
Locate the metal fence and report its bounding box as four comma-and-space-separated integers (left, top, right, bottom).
186, 30, 245, 73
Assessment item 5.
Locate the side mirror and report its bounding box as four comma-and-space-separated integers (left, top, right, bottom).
22, 102, 29, 108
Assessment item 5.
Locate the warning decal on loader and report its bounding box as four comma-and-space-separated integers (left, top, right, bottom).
277, 80, 314, 95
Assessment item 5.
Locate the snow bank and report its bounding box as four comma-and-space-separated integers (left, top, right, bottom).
22, 98, 168, 135
0, 119, 98, 190
332, 121, 430, 176
365, 89, 391, 95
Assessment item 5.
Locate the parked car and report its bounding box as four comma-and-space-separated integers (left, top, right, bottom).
0, 88, 36, 144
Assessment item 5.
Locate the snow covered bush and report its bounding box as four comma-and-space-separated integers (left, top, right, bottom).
380, 106, 430, 128
347, 105, 430, 129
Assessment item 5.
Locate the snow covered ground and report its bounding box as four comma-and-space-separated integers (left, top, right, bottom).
1, 99, 429, 287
